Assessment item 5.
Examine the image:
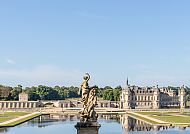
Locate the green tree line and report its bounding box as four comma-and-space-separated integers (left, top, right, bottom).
0, 85, 80, 101
2, 84, 189, 102
0, 84, 122, 101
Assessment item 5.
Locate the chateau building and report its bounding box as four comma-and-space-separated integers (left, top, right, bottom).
120, 80, 186, 109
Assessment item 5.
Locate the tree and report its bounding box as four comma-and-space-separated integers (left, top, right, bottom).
103, 88, 121, 101
113, 89, 121, 101
54, 86, 65, 100
67, 86, 80, 98
104, 86, 113, 90
25, 86, 40, 101
9, 85, 23, 100
103, 89, 114, 101
115, 86, 122, 90
36, 85, 48, 100
0, 85, 12, 100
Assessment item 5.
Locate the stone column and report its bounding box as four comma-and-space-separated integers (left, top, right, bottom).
97, 102, 101, 108
33, 102, 37, 108
16, 102, 20, 109
62, 103, 64, 108
3, 103, 6, 109
12, 102, 15, 108
7, 102, 11, 108
68, 102, 71, 108
8, 103, 11, 109
29, 102, 32, 108
108, 102, 111, 108
25, 102, 28, 108
20, 102, 24, 108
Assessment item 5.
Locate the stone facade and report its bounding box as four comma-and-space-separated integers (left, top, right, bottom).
19, 92, 29, 101
120, 84, 186, 109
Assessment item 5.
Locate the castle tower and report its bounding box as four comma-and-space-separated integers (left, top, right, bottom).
126, 77, 129, 86
179, 86, 186, 109
120, 78, 131, 109
152, 86, 160, 109
120, 79, 131, 109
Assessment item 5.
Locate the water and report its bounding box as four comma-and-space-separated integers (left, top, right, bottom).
0, 114, 190, 134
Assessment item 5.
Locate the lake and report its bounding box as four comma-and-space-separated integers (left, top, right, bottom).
0, 114, 190, 134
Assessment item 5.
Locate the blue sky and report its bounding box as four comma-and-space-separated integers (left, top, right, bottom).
0, 0, 190, 87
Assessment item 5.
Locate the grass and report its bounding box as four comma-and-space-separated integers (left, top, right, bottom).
134, 111, 190, 125
0, 112, 29, 123
0, 112, 29, 117
136, 111, 178, 116
136, 112, 161, 115
0, 118, 12, 123
3, 113, 41, 127
152, 115, 190, 123
127, 113, 160, 125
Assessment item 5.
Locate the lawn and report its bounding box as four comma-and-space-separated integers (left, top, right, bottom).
136, 111, 178, 116
135, 111, 190, 124
0, 112, 29, 123
153, 115, 190, 123
127, 113, 160, 125
4, 113, 41, 127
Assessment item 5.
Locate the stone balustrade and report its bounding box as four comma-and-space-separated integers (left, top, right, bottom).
0, 100, 119, 109
0, 101, 39, 109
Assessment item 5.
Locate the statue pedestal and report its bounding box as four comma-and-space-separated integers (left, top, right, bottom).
75, 121, 101, 134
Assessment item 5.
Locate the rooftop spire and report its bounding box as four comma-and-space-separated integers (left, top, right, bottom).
126, 77, 129, 86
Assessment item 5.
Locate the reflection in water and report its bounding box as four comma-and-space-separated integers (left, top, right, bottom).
120, 114, 171, 132
0, 114, 190, 134
28, 114, 80, 128
0, 128, 8, 133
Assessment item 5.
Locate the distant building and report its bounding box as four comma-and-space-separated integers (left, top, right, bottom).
120, 80, 186, 109
19, 92, 29, 101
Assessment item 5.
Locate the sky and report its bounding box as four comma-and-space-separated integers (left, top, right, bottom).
0, 0, 190, 88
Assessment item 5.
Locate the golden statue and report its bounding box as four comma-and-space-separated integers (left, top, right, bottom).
79, 73, 98, 122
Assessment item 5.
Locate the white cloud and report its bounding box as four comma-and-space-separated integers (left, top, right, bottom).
6, 59, 16, 64
0, 65, 83, 87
